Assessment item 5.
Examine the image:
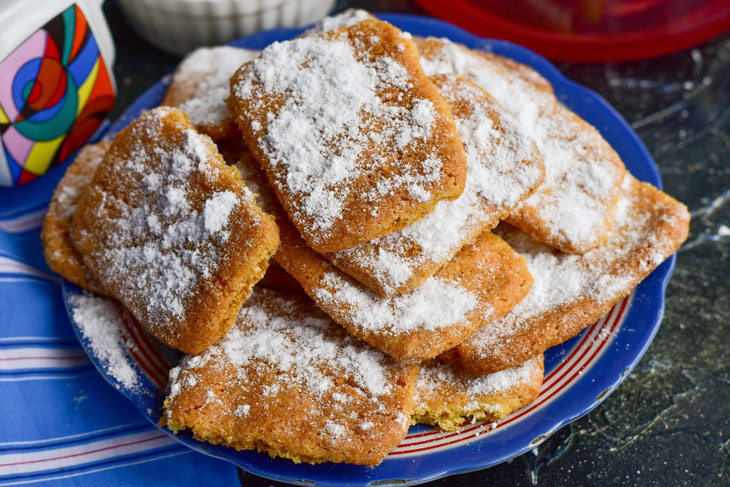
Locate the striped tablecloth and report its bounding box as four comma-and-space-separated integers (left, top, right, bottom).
0, 207, 240, 486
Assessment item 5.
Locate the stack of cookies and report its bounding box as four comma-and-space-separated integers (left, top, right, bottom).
41, 10, 690, 467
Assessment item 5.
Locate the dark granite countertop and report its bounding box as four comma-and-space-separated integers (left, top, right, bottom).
105, 1, 730, 485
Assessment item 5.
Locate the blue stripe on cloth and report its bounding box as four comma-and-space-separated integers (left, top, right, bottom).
0, 360, 238, 486
0, 423, 151, 452
0, 280, 76, 344
0, 445, 187, 483
0, 275, 59, 285
0, 448, 237, 487
0, 367, 93, 378
0, 229, 51, 277
0, 372, 153, 447
0, 341, 81, 348
0, 217, 239, 485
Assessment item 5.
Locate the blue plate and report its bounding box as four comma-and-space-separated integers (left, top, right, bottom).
55, 14, 674, 487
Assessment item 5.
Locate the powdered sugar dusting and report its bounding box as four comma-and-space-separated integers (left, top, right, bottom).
203, 191, 237, 234
173, 46, 259, 95
234, 404, 250, 417
313, 270, 478, 334
328, 75, 542, 296
169, 46, 259, 128
171, 290, 396, 403
69, 292, 138, 390
467, 175, 686, 355
55, 143, 109, 220
233, 29, 447, 240
416, 356, 540, 407
178, 86, 230, 128
418, 38, 624, 250
76, 109, 248, 329
305, 9, 374, 35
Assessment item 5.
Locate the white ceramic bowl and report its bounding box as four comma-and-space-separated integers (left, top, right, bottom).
116, 0, 336, 55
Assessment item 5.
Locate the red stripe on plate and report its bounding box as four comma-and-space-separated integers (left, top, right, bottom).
391, 296, 630, 454
120, 312, 171, 381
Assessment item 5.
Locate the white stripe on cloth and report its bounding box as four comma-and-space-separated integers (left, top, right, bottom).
0, 450, 191, 486
0, 422, 148, 448
0, 210, 47, 234
0, 348, 88, 371
0, 430, 177, 476
0, 258, 60, 283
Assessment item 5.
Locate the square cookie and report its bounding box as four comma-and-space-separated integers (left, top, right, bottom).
413, 355, 544, 431
325, 74, 544, 297
42, 141, 111, 296
162, 288, 418, 466
275, 215, 533, 363
69, 107, 279, 354
417, 37, 626, 254
229, 19, 467, 252
163, 46, 259, 141
440, 175, 690, 375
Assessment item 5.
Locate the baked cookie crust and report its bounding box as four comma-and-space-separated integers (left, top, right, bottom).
70, 107, 279, 354
229, 19, 468, 252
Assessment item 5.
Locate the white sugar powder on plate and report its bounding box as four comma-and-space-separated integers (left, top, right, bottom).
69, 292, 138, 390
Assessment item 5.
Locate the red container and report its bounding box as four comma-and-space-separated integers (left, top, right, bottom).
415, 0, 730, 62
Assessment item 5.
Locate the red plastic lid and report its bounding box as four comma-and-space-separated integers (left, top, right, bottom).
415, 0, 730, 62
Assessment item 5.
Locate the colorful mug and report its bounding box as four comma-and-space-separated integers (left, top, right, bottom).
0, 0, 116, 187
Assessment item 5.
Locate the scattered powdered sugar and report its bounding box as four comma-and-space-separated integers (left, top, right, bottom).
178, 86, 230, 128
313, 270, 478, 334
325, 421, 346, 440
418, 38, 624, 250
468, 175, 683, 353
415, 356, 540, 406
305, 9, 374, 35
328, 75, 542, 295
203, 191, 237, 234
234, 404, 250, 417
69, 292, 138, 390
170, 46, 259, 127
172, 46, 260, 99
83, 110, 246, 327
234, 32, 444, 238
172, 290, 395, 401
55, 143, 108, 220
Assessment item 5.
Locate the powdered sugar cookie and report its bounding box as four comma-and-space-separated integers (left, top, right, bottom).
413, 355, 544, 431
440, 175, 690, 375
70, 107, 279, 354
325, 74, 544, 297
417, 37, 626, 254
163, 46, 259, 141
229, 19, 468, 253
41, 141, 111, 296
275, 216, 533, 363
162, 288, 418, 466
